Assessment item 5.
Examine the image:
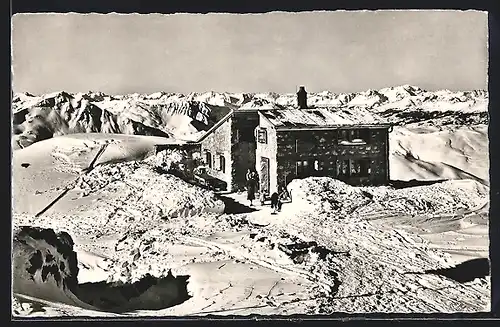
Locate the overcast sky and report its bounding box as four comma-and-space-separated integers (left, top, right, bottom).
12, 11, 488, 95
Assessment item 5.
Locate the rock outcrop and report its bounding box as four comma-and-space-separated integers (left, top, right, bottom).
12, 226, 83, 304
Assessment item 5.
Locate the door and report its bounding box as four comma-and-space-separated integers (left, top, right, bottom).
260, 156, 270, 195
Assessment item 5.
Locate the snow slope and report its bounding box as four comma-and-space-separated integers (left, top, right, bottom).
12, 132, 489, 316
390, 125, 489, 184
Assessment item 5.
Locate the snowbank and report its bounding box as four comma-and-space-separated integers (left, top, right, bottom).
287, 177, 488, 217
73, 161, 225, 219
12, 133, 168, 214
287, 177, 367, 215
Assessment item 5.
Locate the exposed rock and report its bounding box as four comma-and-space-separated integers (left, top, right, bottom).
13, 226, 80, 301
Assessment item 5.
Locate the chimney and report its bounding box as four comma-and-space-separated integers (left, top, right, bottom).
297, 86, 308, 109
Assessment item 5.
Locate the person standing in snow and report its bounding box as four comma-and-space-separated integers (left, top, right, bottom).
270, 191, 279, 214
270, 186, 287, 214
246, 169, 257, 206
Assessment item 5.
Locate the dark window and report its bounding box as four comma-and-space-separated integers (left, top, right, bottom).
338, 158, 371, 178
351, 159, 370, 177
257, 128, 268, 144
219, 155, 226, 173
313, 160, 322, 171
339, 130, 348, 142
351, 160, 362, 176
338, 129, 370, 144
206, 151, 212, 168
296, 160, 310, 178
338, 159, 350, 176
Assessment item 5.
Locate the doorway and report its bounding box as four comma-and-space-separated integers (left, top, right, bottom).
260, 156, 270, 195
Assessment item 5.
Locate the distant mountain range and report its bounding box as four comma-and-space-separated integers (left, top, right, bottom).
12, 85, 488, 149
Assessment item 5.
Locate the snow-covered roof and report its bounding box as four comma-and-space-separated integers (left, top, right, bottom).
259, 108, 391, 129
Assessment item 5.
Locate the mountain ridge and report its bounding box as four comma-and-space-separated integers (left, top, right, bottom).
12, 85, 488, 149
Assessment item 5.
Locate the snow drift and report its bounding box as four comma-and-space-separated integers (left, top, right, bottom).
73, 161, 226, 219
287, 177, 488, 217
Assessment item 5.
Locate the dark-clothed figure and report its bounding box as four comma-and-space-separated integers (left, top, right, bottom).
270, 192, 279, 213
271, 186, 289, 213
246, 169, 258, 206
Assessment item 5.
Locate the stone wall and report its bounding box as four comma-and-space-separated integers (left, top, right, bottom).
275, 128, 390, 187
200, 117, 233, 190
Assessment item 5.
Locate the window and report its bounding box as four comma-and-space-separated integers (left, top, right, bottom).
313, 160, 325, 171
338, 158, 371, 178
338, 159, 350, 176
219, 155, 226, 173
296, 160, 310, 178
338, 128, 370, 145
206, 151, 212, 168
351, 160, 371, 177
339, 130, 348, 142
257, 128, 268, 144
351, 160, 362, 176
314, 160, 319, 171
295, 159, 325, 178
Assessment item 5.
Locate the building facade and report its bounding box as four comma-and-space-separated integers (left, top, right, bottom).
256, 109, 392, 195
192, 86, 392, 194
197, 109, 259, 191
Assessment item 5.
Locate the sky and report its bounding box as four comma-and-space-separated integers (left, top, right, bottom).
11, 11, 488, 95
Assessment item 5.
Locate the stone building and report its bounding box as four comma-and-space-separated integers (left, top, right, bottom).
185, 86, 392, 193
197, 109, 260, 191
255, 109, 392, 195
